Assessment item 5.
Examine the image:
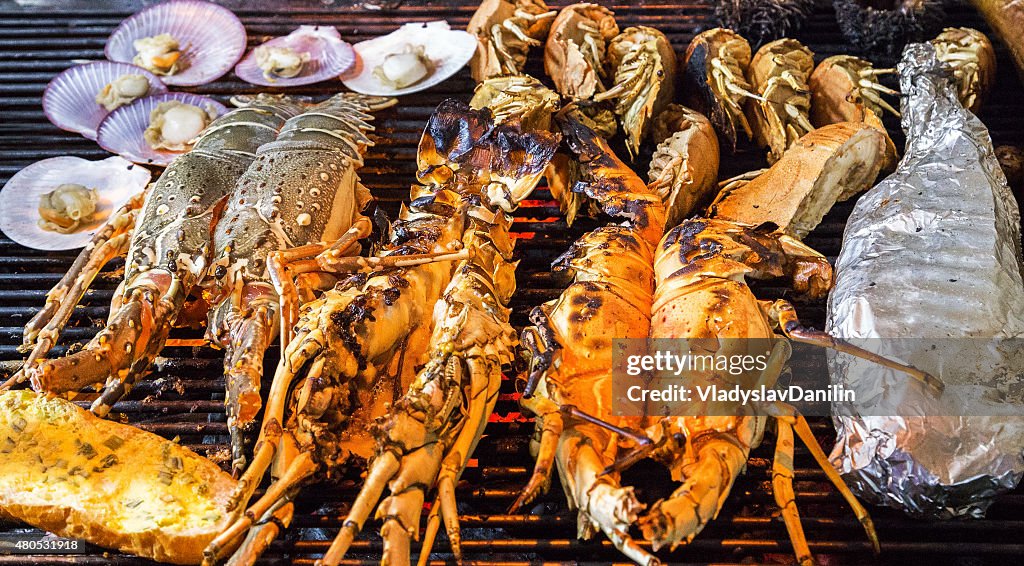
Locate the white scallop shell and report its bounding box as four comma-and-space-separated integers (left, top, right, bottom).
96, 92, 228, 166
341, 21, 476, 96
0, 156, 152, 251
105, 0, 247, 87
235, 25, 356, 87
43, 61, 167, 140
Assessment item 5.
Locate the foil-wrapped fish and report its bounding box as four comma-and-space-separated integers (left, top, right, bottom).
826, 43, 1024, 518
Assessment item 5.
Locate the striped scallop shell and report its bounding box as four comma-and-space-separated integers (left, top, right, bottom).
0, 156, 152, 251
43, 61, 167, 140
342, 21, 476, 96
105, 0, 247, 87
235, 25, 356, 87
96, 92, 228, 166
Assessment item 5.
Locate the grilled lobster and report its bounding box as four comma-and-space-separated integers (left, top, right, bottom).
514, 119, 937, 565
203, 80, 560, 566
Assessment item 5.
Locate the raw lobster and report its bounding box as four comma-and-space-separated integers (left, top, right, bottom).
8, 97, 302, 409
203, 93, 395, 471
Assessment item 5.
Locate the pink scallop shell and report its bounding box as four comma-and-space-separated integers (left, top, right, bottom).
235, 25, 356, 87
341, 21, 476, 96
105, 0, 247, 87
43, 61, 167, 140
96, 92, 228, 166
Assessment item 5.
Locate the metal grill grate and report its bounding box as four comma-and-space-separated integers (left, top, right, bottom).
1, 1, 1023, 564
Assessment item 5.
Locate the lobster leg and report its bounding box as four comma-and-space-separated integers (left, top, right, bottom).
766, 299, 944, 392
557, 424, 653, 566
772, 416, 814, 566
415, 357, 503, 563
268, 216, 373, 353
508, 397, 563, 513
558, 404, 657, 476
5, 195, 144, 389
224, 500, 295, 566
764, 402, 880, 554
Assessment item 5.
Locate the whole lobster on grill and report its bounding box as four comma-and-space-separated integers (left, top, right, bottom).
204, 93, 394, 471
203, 79, 560, 566
7, 96, 303, 404
513, 116, 939, 565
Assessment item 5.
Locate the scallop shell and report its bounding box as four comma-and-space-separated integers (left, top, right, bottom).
105, 0, 247, 87
342, 21, 476, 96
43, 62, 167, 140
235, 25, 356, 87
0, 156, 152, 251
96, 92, 228, 166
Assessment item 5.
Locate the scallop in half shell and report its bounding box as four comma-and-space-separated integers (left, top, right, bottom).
96, 92, 227, 166
0, 156, 151, 251
43, 61, 167, 140
235, 25, 356, 87
105, 0, 247, 86
342, 21, 476, 96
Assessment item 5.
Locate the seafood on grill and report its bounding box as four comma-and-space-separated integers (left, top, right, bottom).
134, 33, 186, 76
634, 219, 928, 564
467, 0, 556, 81
235, 26, 356, 87
595, 26, 677, 157
647, 104, 719, 227
544, 3, 619, 100
0, 389, 237, 565
930, 27, 996, 113
715, 0, 814, 46
37, 183, 100, 234
513, 115, 936, 565
104, 0, 247, 87
809, 54, 899, 169
144, 99, 219, 152
5, 96, 302, 414
970, 0, 1024, 83
203, 93, 396, 472
682, 28, 757, 152
202, 82, 560, 566
95, 73, 153, 111
832, 0, 944, 61
97, 93, 229, 166
513, 112, 666, 566
746, 38, 814, 163
342, 21, 477, 96
711, 122, 889, 238
0, 155, 152, 251
42, 61, 167, 140
828, 43, 1024, 519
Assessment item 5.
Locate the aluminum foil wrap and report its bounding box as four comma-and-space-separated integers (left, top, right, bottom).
826, 43, 1024, 518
